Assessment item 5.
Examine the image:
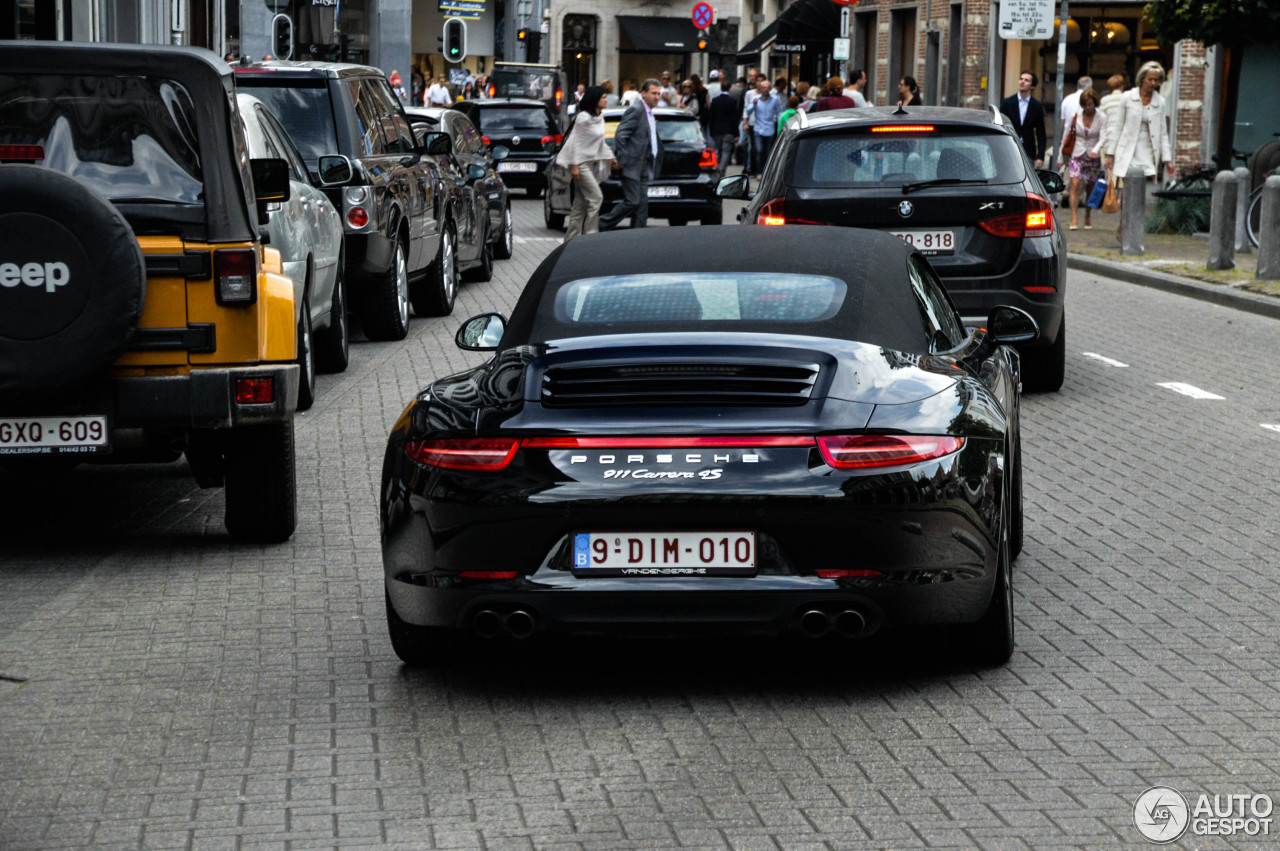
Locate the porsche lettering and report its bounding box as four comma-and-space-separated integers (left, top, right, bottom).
570, 452, 760, 464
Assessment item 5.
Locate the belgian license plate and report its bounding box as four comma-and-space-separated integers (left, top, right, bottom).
648, 185, 679, 198
890, 229, 955, 255
0, 414, 109, 455
499, 161, 537, 172
573, 531, 756, 576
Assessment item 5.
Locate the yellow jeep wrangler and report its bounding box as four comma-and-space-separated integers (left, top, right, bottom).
0, 42, 301, 542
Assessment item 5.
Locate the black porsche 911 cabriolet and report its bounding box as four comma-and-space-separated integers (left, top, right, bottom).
380, 226, 1038, 665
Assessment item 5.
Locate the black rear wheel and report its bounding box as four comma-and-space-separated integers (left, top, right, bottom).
464, 236, 494, 283
314, 261, 349, 373
955, 489, 1014, 666
295, 294, 315, 412
411, 225, 458, 317
1021, 319, 1065, 393
494, 205, 515, 258
362, 238, 410, 342
223, 421, 297, 543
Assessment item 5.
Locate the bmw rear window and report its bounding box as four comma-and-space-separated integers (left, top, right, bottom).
554, 274, 847, 325
234, 79, 338, 165
789, 130, 1026, 187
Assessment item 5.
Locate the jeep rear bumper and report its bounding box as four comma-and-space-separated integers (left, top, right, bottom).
114, 365, 299, 429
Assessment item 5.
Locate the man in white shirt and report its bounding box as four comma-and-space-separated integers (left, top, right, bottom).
427, 76, 452, 106
706, 69, 723, 100
843, 69, 868, 107
658, 71, 676, 107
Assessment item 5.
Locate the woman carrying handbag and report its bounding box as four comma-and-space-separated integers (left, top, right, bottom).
1103, 61, 1175, 242
1063, 88, 1106, 230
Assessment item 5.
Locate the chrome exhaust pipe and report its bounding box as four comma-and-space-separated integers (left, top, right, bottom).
834, 609, 867, 639
472, 609, 504, 639
504, 610, 535, 639
798, 609, 831, 638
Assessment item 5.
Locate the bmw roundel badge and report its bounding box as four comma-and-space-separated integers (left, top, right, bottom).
898, 200, 914, 218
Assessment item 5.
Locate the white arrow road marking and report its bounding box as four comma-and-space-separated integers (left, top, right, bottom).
1157, 382, 1225, 400
1082, 352, 1129, 368
1261, 424, 1280, 434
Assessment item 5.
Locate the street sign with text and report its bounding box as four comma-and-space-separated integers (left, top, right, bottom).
998, 0, 1054, 39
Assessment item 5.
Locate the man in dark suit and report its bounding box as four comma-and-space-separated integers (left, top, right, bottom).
999, 70, 1047, 168
599, 78, 664, 230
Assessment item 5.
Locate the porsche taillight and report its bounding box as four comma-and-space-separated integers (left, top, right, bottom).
405, 437, 520, 470
756, 197, 786, 226
979, 193, 1054, 239
699, 148, 717, 170
816, 435, 964, 469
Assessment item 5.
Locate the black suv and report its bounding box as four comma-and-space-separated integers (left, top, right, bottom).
719, 106, 1067, 391
236, 62, 461, 338
452, 98, 561, 197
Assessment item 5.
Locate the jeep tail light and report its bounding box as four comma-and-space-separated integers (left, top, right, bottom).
346, 206, 369, 228
0, 144, 44, 162
699, 148, 717, 170
541, 134, 563, 146
1023, 193, 1054, 237
816, 435, 964, 469
756, 197, 786, 226
214, 247, 257, 304
235, 377, 274, 404
406, 437, 520, 470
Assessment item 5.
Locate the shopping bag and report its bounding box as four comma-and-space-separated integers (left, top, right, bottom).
1101, 174, 1120, 214
1086, 172, 1108, 209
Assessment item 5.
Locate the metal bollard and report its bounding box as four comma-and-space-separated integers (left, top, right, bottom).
1207, 169, 1238, 271
1234, 166, 1253, 254
1258, 175, 1280, 280
1122, 164, 1146, 255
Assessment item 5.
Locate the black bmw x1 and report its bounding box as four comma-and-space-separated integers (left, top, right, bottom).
719, 106, 1067, 392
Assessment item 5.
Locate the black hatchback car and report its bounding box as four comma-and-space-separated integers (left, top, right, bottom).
545, 107, 723, 228
719, 106, 1067, 391
452, 98, 561, 197
236, 62, 460, 338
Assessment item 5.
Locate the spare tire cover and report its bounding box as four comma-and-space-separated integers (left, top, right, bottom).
0, 164, 146, 393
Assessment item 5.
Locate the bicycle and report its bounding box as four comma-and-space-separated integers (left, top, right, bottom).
1245, 136, 1280, 248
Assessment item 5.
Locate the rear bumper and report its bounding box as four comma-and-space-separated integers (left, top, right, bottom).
114, 365, 299, 428
945, 237, 1065, 347
344, 231, 395, 285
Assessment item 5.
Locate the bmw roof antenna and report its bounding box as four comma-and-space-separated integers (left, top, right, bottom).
893, 102, 908, 116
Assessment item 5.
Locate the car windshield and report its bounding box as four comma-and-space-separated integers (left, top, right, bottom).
235, 81, 339, 165
788, 130, 1025, 187
478, 107, 551, 133
0, 73, 203, 205
657, 118, 705, 145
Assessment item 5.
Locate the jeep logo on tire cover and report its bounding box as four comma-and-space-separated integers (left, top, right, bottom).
0, 214, 93, 342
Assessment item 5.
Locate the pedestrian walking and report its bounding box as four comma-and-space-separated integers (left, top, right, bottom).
411, 68, 426, 106
659, 72, 676, 107
843, 69, 868, 107
707, 87, 739, 176
428, 76, 452, 106
556, 86, 615, 242
598, 79, 664, 230
809, 77, 855, 113
1104, 61, 1175, 243
389, 70, 408, 104
601, 79, 620, 108
1063, 88, 1106, 230
898, 76, 922, 106
1098, 74, 1128, 133
744, 76, 781, 178
999, 70, 1047, 168
777, 95, 801, 134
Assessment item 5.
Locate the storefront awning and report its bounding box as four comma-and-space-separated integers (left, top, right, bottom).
617, 16, 701, 53
776, 0, 841, 45
735, 20, 779, 63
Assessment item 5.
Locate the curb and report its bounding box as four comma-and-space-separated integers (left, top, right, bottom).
1068, 253, 1280, 321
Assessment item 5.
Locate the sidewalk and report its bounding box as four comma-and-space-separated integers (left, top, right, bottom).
1059, 206, 1280, 320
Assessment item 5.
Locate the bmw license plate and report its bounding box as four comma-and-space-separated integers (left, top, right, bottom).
499, 161, 537, 172
0, 414, 109, 455
890, 229, 955, 255
573, 531, 756, 576
647, 185, 679, 198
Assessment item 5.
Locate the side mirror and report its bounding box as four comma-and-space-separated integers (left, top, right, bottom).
987, 306, 1039, 346
316, 154, 353, 186
490, 144, 510, 161
424, 132, 452, 156
467, 163, 486, 181
250, 158, 290, 203
715, 173, 751, 200
456, 313, 507, 350
1036, 168, 1066, 194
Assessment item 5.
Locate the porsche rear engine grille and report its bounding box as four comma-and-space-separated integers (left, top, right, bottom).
541, 362, 821, 407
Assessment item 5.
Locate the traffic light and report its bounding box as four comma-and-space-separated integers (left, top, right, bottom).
697, 30, 709, 51
517, 28, 527, 42
443, 17, 467, 63
271, 13, 293, 60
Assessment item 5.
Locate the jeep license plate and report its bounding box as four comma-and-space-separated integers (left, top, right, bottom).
0, 415, 110, 455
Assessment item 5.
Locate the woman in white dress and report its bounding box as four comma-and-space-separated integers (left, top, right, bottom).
555, 86, 616, 242
1104, 61, 1175, 241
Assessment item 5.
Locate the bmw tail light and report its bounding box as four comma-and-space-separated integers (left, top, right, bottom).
699, 148, 717, 170
978, 211, 1025, 238
817, 435, 964, 469
757, 197, 786, 226
406, 437, 520, 470
213, 247, 257, 304
1023, 193, 1054, 237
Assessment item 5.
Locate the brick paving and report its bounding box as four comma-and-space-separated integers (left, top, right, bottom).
3, 198, 1280, 849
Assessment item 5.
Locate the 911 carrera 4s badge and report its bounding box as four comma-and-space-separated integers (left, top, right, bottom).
568, 451, 758, 481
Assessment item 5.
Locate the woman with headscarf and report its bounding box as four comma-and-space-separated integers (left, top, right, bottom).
555, 85, 616, 241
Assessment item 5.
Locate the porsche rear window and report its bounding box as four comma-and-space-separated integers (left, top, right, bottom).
789, 131, 1025, 187
0, 73, 203, 204
555, 274, 846, 325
